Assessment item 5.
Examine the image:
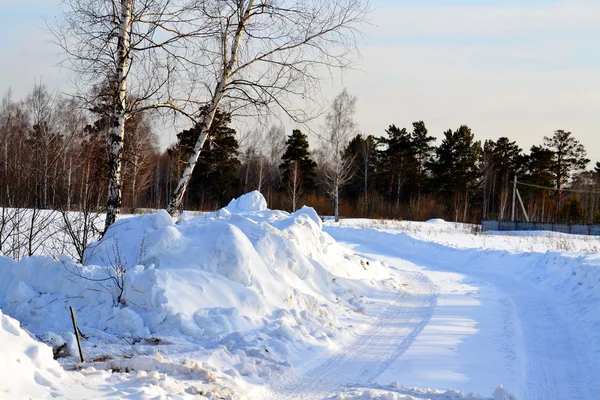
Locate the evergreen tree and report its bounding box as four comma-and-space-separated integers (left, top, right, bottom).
543, 130, 590, 206
378, 125, 414, 205
410, 121, 435, 192
559, 196, 585, 223
428, 125, 481, 221
481, 137, 523, 219
173, 107, 241, 208
343, 134, 378, 208
520, 145, 555, 220
524, 145, 555, 188
280, 129, 317, 190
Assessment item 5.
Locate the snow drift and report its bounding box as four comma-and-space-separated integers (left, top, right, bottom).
0, 309, 64, 398
0, 191, 393, 397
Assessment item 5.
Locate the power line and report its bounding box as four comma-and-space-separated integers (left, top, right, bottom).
517, 180, 600, 195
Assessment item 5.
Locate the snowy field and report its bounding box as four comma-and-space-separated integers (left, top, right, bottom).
1, 193, 599, 399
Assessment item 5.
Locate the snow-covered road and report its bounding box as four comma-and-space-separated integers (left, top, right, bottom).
322, 226, 598, 400
266, 270, 437, 399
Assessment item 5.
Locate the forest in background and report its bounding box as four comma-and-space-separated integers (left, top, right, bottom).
1, 83, 598, 225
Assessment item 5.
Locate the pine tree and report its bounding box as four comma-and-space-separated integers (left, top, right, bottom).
378, 125, 414, 206
280, 129, 317, 190
410, 121, 435, 192
524, 145, 555, 187
173, 107, 241, 209
428, 125, 481, 221
543, 130, 590, 207
343, 134, 378, 214
559, 196, 585, 223
481, 137, 523, 219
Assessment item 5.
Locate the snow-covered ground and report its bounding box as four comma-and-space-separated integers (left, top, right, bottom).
1, 197, 598, 399
326, 219, 600, 400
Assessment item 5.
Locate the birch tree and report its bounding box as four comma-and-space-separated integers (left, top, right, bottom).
287, 160, 303, 212
321, 89, 357, 222
25, 83, 64, 209
53, 0, 197, 231
167, 0, 369, 214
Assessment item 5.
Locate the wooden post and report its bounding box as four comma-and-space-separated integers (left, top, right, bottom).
69, 306, 84, 362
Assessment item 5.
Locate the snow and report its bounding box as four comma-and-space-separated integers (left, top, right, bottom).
325, 221, 600, 399
1, 196, 599, 399
0, 193, 400, 398
335, 218, 600, 252
425, 218, 446, 224
0, 309, 64, 399
329, 384, 514, 399
223, 190, 268, 213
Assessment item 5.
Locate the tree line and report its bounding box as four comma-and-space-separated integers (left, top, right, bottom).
50, 0, 368, 231
11, 0, 591, 233
1, 84, 598, 225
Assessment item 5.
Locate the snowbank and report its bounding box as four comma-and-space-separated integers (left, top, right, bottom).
0, 309, 64, 398
222, 190, 268, 214
330, 384, 514, 400
425, 218, 446, 224
0, 192, 394, 397
334, 218, 600, 253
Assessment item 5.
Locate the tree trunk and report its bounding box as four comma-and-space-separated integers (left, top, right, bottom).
257, 159, 264, 192
131, 161, 137, 211
67, 157, 72, 211
167, 0, 255, 215
463, 187, 469, 222
334, 185, 339, 222
363, 149, 368, 216
4, 140, 10, 207
42, 151, 49, 209
105, 0, 131, 232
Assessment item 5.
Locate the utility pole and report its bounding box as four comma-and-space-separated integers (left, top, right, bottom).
512, 175, 517, 221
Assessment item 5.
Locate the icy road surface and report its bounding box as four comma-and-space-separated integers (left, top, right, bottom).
264, 225, 597, 400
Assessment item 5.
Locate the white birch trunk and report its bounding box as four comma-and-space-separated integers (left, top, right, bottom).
257, 158, 264, 192
105, 0, 131, 231
166, 0, 255, 216
334, 185, 340, 222
66, 157, 72, 211
4, 140, 10, 206
363, 148, 368, 215
42, 150, 49, 209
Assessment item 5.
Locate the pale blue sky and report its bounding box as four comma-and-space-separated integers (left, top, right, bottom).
1, 0, 599, 162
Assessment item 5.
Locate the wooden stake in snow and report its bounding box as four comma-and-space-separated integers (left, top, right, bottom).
69, 306, 84, 362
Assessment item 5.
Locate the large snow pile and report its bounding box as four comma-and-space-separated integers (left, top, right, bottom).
0, 309, 64, 398
0, 191, 393, 397
222, 190, 268, 213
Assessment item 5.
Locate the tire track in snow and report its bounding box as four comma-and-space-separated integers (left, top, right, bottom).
264, 271, 437, 400
329, 226, 597, 400
499, 280, 596, 400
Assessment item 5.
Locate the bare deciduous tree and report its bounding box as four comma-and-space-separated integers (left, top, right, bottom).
53, 0, 197, 231
167, 0, 369, 214
321, 89, 357, 222
287, 160, 303, 212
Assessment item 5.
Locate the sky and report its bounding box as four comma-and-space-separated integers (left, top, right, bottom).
1, 0, 599, 163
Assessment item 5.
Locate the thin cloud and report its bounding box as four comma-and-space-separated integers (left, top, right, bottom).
369, 1, 600, 37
